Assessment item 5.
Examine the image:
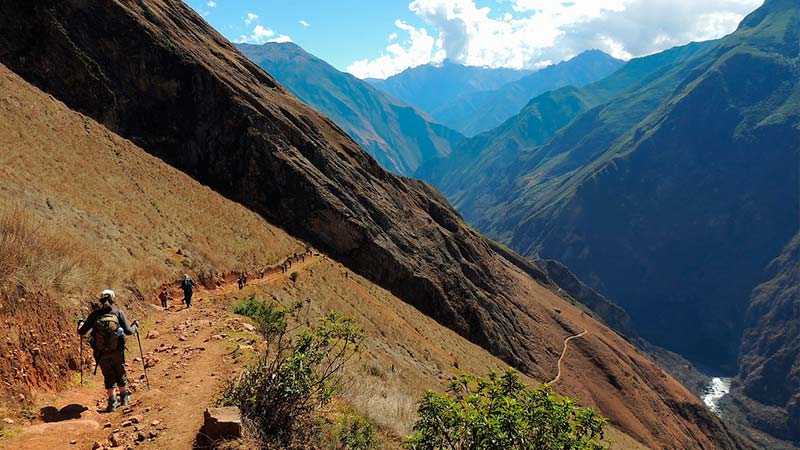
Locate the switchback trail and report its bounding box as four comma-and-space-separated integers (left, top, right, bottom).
0, 254, 320, 450
548, 330, 587, 385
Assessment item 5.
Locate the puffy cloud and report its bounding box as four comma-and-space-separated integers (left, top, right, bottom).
207, 1, 216, 7
347, 20, 445, 79
299, 20, 310, 27
388, 32, 398, 42
269, 35, 293, 43
347, 0, 762, 78
244, 12, 258, 25
238, 25, 275, 44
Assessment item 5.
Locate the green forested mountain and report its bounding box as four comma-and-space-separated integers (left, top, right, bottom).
238, 42, 464, 175
431, 50, 624, 136
423, 0, 800, 444
417, 40, 717, 199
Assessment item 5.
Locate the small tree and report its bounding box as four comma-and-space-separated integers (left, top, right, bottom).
224, 296, 365, 448
405, 370, 608, 450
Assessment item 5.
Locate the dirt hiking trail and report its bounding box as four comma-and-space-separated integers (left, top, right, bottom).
0, 254, 320, 450
548, 330, 587, 385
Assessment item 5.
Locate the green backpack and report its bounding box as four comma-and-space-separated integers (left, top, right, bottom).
94, 311, 120, 353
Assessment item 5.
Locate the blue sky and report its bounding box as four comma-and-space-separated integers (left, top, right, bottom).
185, 0, 763, 79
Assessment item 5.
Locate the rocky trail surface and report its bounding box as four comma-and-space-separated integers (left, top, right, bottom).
0, 254, 320, 450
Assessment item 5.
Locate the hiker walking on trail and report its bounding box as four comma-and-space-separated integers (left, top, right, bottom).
77, 289, 138, 412
237, 273, 245, 290
158, 285, 170, 310
180, 274, 196, 308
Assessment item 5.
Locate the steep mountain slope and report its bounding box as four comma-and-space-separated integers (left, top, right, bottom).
366, 60, 530, 116
0, 62, 651, 450
237, 42, 464, 175
0, 2, 756, 448
0, 61, 304, 411
427, 0, 799, 442
433, 50, 624, 136
417, 40, 716, 196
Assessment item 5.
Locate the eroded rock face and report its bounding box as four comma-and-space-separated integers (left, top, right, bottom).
0, 2, 756, 448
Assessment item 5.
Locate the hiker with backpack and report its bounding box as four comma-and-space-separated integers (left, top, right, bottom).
180, 274, 196, 307
77, 289, 138, 412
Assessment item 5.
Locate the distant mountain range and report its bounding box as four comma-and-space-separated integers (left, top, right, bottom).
238, 42, 464, 175
366, 60, 531, 118
421, 0, 800, 444
431, 50, 624, 136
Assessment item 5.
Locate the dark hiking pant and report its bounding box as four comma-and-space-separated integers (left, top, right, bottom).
98, 350, 127, 389
184, 291, 193, 306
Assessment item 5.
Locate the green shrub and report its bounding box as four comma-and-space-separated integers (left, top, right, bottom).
333, 414, 376, 450
232, 295, 293, 338
404, 370, 608, 450
290, 271, 299, 282
224, 302, 365, 449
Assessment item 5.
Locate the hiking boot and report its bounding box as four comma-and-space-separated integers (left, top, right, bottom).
106, 396, 119, 412
120, 391, 130, 406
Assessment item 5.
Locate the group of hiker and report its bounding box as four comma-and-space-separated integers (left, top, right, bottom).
280, 249, 311, 273
76, 249, 316, 412
156, 274, 196, 310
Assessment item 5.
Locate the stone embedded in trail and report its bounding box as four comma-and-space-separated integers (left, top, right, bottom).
129, 415, 143, 424
108, 432, 121, 447
2, 417, 14, 424
150, 420, 160, 427
146, 330, 159, 339
200, 407, 242, 442
242, 323, 255, 332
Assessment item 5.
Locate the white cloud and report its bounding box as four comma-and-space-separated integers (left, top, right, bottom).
347, 0, 762, 78
388, 32, 398, 41
299, 20, 310, 27
244, 12, 259, 25
237, 25, 275, 44
347, 20, 445, 79
269, 34, 293, 43
207, 1, 216, 7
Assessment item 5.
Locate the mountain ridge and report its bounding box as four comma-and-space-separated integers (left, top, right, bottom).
237, 42, 464, 175
432, 50, 625, 136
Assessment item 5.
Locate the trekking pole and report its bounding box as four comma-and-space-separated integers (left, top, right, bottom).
79, 334, 84, 386
134, 323, 150, 389
78, 317, 85, 386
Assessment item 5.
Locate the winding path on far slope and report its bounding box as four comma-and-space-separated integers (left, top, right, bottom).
548, 330, 588, 385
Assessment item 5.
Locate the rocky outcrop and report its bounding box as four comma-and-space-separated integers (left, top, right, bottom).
0, 2, 756, 448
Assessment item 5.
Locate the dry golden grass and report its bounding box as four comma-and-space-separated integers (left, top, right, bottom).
0, 64, 303, 309
229, 259, 650, 449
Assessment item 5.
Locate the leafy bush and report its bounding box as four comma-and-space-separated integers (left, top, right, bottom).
333, 414, 376, 450
404, 370, 607, 450
225, 297, 365, 449
290, 271, 299, 282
